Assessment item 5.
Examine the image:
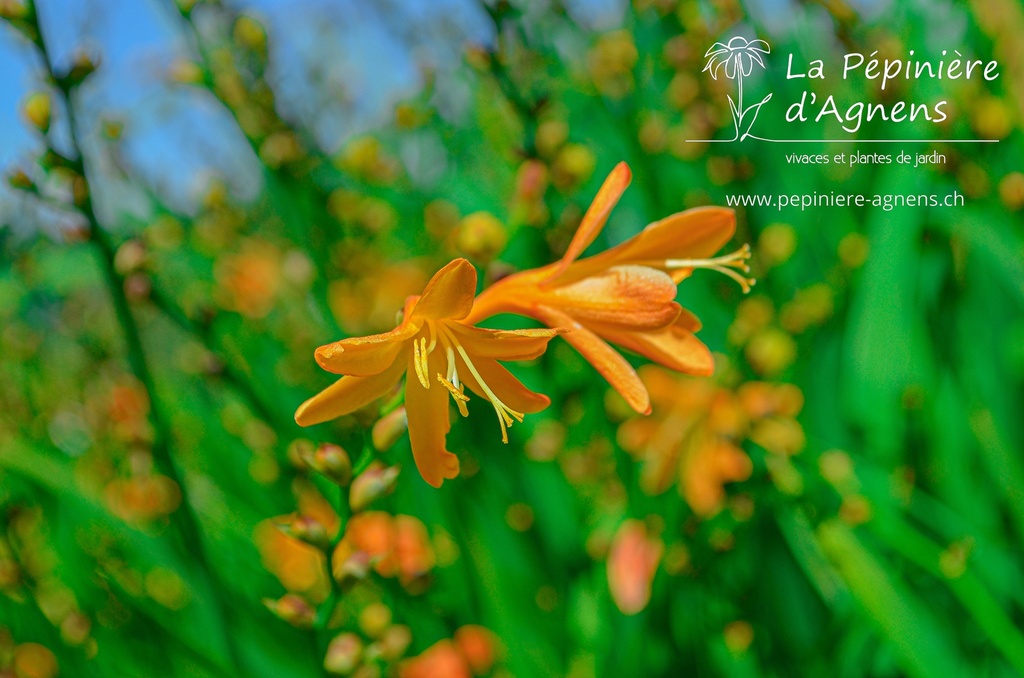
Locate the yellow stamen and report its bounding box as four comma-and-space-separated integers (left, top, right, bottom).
438, 325, 524, 444
662, 244, 756, 293
412, 336, 430, 389
437, 374, 470, 417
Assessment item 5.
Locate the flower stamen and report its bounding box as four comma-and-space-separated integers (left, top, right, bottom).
437, 374, 470, 417
438, 325, 524, 444
412, 336, 431, 389
662, 244, 756, 293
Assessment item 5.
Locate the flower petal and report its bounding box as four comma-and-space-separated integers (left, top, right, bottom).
533, 304, 650, 414
314, 324, 418, 376
404, 350, 460, 487
564, 207, 736, 281
457, 354, 550, 414
550, 265, 681, 330
447, 324, 563, 361
295, 357, 406, 426
703, 42, 731, 57
412, 258, 477, 321
543, 163, 631, 284
724, 57, 737, 79
590, 317, 715, 376
676, 307, 702, 332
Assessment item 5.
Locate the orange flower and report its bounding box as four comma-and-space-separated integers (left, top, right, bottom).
466, 162, 751, 414
295, 258, 562, 487
399, 639, 472, 678
617, 366, 803, 515
331, 511, 435, 589
453, 625, 499, 675
607, 519, 663, 615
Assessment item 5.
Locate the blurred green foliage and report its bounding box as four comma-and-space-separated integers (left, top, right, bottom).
1, 0, 1023, 676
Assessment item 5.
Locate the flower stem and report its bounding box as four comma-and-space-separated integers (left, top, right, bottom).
27, 12, 244, 675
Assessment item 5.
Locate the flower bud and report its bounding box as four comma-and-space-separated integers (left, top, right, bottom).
259, 131, 303, 169
333, 551, 372, 591
358, 602, 391, 638
114, 239, 147, 275
0, 0, 29, 20
12, 643, 59, 678
168, 60, 204, 84
552, 143, 596, 190
22, 91, 51, 133
376, 624, 412, 661
456, 211, 507, 263
233, 15, 267, 53
287, 438, 316, 470
324, 632, 363, 675
310, 443, 352, 486
352, 665, 380, 678
535, 119, 568, 158
263, 593, 315, 629
999, 172, 1024, 211
371, 408, 407, 451
279, 514, 331, 551
0, 557, 20, 589
64, 52, 98, 87
349, 462, 399, 512
7, 169, 34, 191
757, 223, 796, 268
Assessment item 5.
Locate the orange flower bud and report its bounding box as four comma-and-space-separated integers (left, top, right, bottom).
371, 407, 407, 451
280, 515, 332, 551
333, 550, 372, 591
310, 443, 352, 486
13, 642, 59, 678
287, 438, 316, 470
264, 593, 315, 629
349, 462, 399, 512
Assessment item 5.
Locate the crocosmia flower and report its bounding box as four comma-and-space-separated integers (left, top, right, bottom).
295, 258, 561, 487
466, 162, 752, 414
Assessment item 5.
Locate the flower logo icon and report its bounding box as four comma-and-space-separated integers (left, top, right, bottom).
700, 36, 773, 141
703, 36, 770, 79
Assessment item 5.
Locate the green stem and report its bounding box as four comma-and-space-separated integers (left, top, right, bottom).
28, 11, 243, 674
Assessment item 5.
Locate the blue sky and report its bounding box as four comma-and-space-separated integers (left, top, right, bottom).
0, 2, 601, 216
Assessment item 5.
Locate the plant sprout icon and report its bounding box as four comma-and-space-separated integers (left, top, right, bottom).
703, 37, 773, 141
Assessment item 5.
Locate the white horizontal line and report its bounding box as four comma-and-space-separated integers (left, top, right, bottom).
686, 137, 1000, 143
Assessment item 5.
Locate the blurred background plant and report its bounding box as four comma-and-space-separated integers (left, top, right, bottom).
1, 0, 1023, 676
